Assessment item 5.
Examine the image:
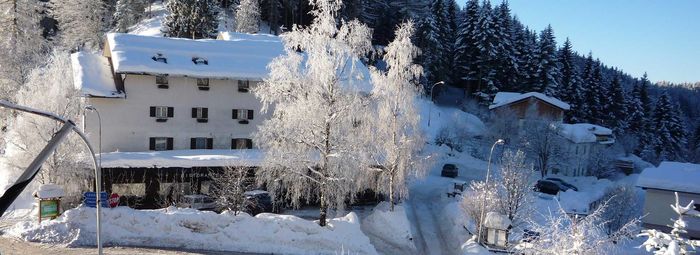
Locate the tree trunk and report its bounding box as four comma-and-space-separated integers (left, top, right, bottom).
389, 174, 395, 211
319, 188, 327, 226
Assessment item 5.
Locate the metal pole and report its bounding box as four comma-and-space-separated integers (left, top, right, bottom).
476, 139, 504, 244
428, 81, 444, 127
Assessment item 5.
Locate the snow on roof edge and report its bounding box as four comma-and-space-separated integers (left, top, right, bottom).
637, 161, 700, 194
70, 52, 124, 98
99, 149, 265, 168
489, 92, 570, 110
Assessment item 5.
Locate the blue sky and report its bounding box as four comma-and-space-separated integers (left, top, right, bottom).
457, 0, 700, 83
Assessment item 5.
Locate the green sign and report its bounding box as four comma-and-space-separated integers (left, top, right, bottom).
40, 200, 59, 218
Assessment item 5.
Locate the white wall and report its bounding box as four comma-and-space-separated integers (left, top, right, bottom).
642, 189, 700, 237
84, 74, 267, 152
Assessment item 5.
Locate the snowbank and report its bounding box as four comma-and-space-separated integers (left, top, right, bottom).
637, 161, 700, 194
417, 98, 486, 141
460, 237, 492, 255
99, 149, 264, 168
7, 206, 378, 254
554, 176, 614, 214
361, 202, 416, 254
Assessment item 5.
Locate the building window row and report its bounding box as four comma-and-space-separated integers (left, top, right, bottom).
154, 75, 253, 92
150, 106, 254, 123
149, 137, 253, 151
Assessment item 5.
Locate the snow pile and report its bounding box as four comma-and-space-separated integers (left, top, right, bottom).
556, 176, 614, 214
99, 149, 264, 168
361, 202, 416, 254
33, 184, 65, 199
7, 206, 378, 254
559, 123, 613, 144
460, 237, 492, 255
637, 161, 700, 194
70, 52, 124, 98
489, 92, 570, 110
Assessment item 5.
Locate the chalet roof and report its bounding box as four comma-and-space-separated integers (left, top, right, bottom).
70, 52, 124, 98
559, 123, 615, 144
483, 212, 511, 230
637, 161, 700, 194
489, 92, 570, 110
99, 149, 264, 168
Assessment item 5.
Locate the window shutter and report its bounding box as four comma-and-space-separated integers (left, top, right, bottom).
231, 139, 235, 149
191, 108, 197, 118
149, 138, 156, 150
150, 107, 156, 117
166, 138, 174, 150
246, 139, 253, 149
190, 138, 196, 149
167, 107, 174, 117
203, 108, 208, 118
248, 110, 254, 120
232, 109, 238, 119
206, 138, 213, 149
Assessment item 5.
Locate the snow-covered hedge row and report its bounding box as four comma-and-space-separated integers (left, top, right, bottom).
7, 206, 377, 255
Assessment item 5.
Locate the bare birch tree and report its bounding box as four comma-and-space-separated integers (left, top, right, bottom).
365, 21, 426, 211
209, 166, 249, 214
252, 0, 373, 226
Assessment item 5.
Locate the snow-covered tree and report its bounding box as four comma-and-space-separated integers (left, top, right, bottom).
606, 75, 629, 133
454, 0, 479, 86
4, 51, 91, 200
0, 0, 49, 100
534, 25, 560, 97
639, 192, 700, 255
521, 118, 568, 178
559, 38, 583, 123
599, 185, 641, 236
366, 21, 426, 211
235, 0, 260, 33
52, 0, 108, 50
209, 166, 249, 215
113, 0, 148, 33
515, 201, 640, 254
469, 0, 499, 103
649, 92, 687, 162
252, 0, 373, 226
162, 0, 220, 39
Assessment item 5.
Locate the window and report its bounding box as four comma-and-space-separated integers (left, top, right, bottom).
191, 107, 208, 122
232, 109, 254, 124
196, 78, 209, 90
156, 75, 169, 88
238, 80, 250, 92
192, 57, 208, 65
152, 53, 167, 63
232, 138, 253, 149
149, 137, 173, 151
150, 106, 174, 122
190, 137, 213, 149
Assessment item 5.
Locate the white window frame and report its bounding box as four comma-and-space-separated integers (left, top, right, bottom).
154, 137, 168, 151
155, 106, 169, 119
195, 107, 206, 119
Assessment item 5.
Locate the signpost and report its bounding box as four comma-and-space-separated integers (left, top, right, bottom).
84, 192, 109, 208
38, 199, 60, 223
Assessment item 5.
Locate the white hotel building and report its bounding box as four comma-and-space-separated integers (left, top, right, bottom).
70, 32, 313, 205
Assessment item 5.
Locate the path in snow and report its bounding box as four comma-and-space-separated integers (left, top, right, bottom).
407, 175, 455, 255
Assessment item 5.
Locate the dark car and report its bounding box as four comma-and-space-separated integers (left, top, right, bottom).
534, 180, 561, 195
441, 164, 458, 178
545, 178, 579, 191
243, 190, 274, 215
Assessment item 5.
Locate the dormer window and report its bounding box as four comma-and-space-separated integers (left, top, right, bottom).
196, 78, 209, 90
238, 80, 250, 93
152, 53, 167, 63
192, 57, 208, 65
156, 75, 169, 88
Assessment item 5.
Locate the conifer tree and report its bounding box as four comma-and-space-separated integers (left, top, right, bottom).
558, 38, 583, 122
454, 0, 480, 86
628, 82, 647, 134
162, 0, 220, 39
606, 75, 629, 133
470, 0, 499, 103
236, 0, 261, 33
651, 93, 687, 162
534, 25, 560, 96
113, 0, 147, 33
493, 0, 518, 91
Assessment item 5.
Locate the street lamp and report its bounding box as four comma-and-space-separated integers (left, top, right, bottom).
84, 105, 103, 254
85, 105, 102, 180
477, 139, 505, 244
427, 81, 445, 127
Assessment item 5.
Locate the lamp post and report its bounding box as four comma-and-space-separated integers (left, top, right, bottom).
427, 81, 445, 127
477, 139, 505, 244
84, 105, 103, 255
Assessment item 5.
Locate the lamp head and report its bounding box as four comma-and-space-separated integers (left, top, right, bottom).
496, 139, 505, 145
85, 105, 96, 111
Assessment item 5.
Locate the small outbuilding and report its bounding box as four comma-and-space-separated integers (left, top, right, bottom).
483, 211, 511, 249
637, 161, 700, 238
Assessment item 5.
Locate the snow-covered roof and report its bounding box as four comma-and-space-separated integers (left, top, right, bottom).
33, 184, 65, 199
483, 212, 511, 229
217, 32, 282, 42
637, 161, 700, 194
559, 123, 614, 144
70, 52, 124, 98
99, 149, 264, 168
489, 92, 570, 110
106, 33, 285, 80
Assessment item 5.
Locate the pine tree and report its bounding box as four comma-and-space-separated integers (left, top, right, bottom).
628, 82, 647, 134
454, 0, 479, 86
162, 0, 220, 39
509, 18, 532, 92
579, 52, 596, 121
470, 0, 499, 103
639, 72, 653, 117
558, 38, 582, 122
606, 75, 629, 133
534, 25, 560, 96
235, 0, 260, 33
690, 125, 700, 163
651, 93, 687, 162
443, 0, 459, 83
493, 0, 518, 91
113, 0, 147, 33
260, 0, 283, 34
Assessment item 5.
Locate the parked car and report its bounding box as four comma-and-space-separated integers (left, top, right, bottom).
244, 190, 274, 215
182, 194, 217, 211
545, 178, 579, 191
441, 164, 458, 178
534, 180, 561, 195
